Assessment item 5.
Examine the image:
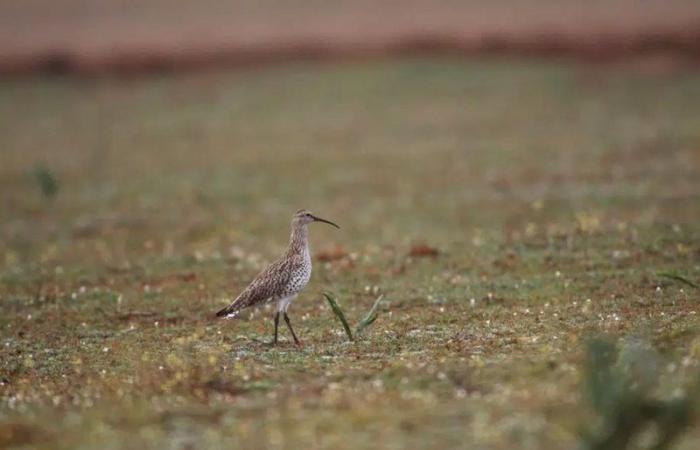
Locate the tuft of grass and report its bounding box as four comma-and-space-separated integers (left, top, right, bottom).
323, 291, 354, 341
355, 294, 385, 336
32, 164, 59, 199
322, 292, 387, 342
579, 338, 698, 450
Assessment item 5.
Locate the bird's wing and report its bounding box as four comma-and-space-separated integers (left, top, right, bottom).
216, 258, 291, 318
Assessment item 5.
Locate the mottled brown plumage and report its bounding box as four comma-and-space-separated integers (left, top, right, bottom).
216, 209, 339, 345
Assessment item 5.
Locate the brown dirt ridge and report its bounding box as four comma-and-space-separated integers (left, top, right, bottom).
2, 0, 700, 75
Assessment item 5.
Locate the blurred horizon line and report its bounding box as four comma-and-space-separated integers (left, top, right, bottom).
3, 28, 700, 76
2, 0, 700, 76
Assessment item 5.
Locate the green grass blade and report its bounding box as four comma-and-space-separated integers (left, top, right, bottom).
323, 291, 353, 341
657, 272, 699, 289
355, 294, 384, 336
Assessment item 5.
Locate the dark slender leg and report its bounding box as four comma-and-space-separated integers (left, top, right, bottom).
273, 312, 280, 345
283, 313, 301, 346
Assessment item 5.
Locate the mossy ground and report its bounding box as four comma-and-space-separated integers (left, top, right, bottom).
1, 58, 700, 449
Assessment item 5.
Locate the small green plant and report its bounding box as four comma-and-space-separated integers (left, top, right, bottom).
32, 164, 59, 199
579, 338, 698, 450
355, 294, 384, 336
323, 291, 354, 341
323, 291, 386, 342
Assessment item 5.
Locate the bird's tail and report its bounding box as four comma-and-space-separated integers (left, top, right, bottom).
215, 302, 240, 319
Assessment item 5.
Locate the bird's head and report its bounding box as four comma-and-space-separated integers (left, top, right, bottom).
292, 209, 340, 229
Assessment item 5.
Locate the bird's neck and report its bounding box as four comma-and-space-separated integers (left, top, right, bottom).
288, 224, 309, 254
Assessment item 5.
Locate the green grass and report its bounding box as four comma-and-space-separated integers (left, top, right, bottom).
1, 57, 700, 449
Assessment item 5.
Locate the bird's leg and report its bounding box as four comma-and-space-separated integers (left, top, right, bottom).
253, 312, 279, 346
283, 313, 302, 346
273, 312, 280, 345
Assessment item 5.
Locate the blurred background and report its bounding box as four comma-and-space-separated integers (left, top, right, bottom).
2, 0, 700, 74
2, 0, 699, 262
2, 2, 700, 450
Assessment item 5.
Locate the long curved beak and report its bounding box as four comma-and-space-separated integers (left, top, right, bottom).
311, 215, 340, 229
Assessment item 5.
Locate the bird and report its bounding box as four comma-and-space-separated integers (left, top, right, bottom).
216, 209, 339, 345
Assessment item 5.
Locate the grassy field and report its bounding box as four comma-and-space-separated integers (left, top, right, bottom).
1, 58, 700, 449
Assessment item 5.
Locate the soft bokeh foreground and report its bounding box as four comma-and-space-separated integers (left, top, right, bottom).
1, 58, 700, 449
